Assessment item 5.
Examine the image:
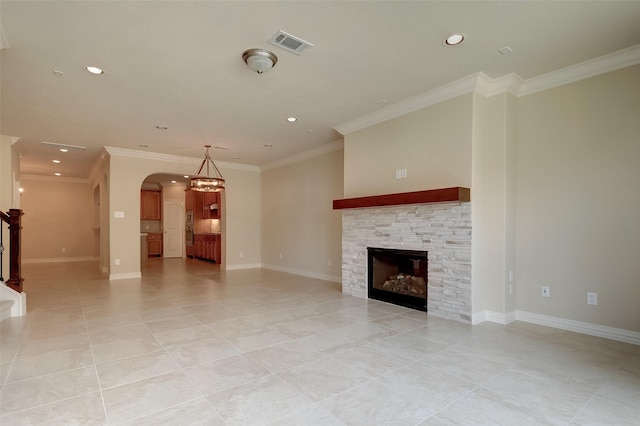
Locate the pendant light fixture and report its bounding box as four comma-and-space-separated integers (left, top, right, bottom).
190, 145, 225, 192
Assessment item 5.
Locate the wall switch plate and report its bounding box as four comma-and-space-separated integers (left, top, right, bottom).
541, 286, 550, 297
114, 211, 125, 218
587, 292, 598, 305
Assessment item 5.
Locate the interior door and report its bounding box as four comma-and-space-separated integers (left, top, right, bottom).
163, 201, 183, 258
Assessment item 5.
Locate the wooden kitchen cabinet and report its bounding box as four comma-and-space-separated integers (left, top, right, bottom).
185, 189, 194, 211
141, 190, 162, 220
193, 234, 220, 263
147, 233, 163, 257
202, 192, 220, 219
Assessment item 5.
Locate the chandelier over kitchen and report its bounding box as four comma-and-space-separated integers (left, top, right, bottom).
190, 145, 225, 192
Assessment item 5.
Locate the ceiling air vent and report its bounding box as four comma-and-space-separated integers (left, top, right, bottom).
269, 30, 313, 55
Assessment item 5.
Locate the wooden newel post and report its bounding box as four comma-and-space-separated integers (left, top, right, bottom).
6, 209, 24, 293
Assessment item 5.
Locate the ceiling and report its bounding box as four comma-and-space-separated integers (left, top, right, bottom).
2, 1, 640, 179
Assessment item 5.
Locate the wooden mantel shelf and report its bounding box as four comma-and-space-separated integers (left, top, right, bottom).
333, 187, 470, 210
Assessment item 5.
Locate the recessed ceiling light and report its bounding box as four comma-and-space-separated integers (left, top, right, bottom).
52, 70, 64, 77
183, 175, 189, 179
52, 160, 61, 163
287, 117, 297, 122
139, 144, 150, 148
86, 66, 104, 75
59, 148, 69, 153
54, 173, 61, 176
155, 125, 168, 130
444, 33, 465, 46
264, 144, 273, 148
171, 180, 177, 184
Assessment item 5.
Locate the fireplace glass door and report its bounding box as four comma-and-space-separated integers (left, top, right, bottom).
367, 247, 428, 311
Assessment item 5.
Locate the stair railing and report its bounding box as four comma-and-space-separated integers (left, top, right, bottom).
0, 209, 24, 292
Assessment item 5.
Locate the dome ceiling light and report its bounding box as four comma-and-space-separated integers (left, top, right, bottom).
242, 48, 278, 74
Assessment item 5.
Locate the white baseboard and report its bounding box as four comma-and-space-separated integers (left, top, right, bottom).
472, 310, 516, 325
515, 310, 640, 346
23, 256, 99, 264
225, 263, 261, 270
473, 309, 640, 345
108, 272, 142, 280
261, 263, 342, 283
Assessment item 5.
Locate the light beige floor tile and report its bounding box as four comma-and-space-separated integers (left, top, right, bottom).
247, 342, 321, 373
91, 335, 164, 365
6, 347, 94, 383
206, 374, 313, 426
594, 369, 640, 409
0, 366, 100, 415
152, 323, 219, 348
16, 332, 90, 359
481, 367, 594, 422
369, 332, 448, 361
119, 397, 225, 426
420, 388, 554, 425
278, 356, 372, 402
0, 391, 107, 425
572, 395, 640, 425
101, 371, 201, 424
420, 349, 510, 385
372, 314, 429, 332
88, 323, 154, 345
268, 403, 346, 426
144, 313, 203, 334
287, 322, 398, 356
225, 325, 292, 352
182, 354, 270, 395
166, 338, 240, 368
96, 350, 179, 389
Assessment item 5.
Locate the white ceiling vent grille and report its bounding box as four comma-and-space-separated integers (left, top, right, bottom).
269, 31, 313, 55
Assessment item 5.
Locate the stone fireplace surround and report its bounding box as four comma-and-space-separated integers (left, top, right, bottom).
335, 188, 472, 322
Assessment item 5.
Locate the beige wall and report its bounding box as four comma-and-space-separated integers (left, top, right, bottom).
471, 92, 517, 316
514, 65, 640, 331
107, 150, 261, 278
343, 94, 473, 197
20, 175, 96, 262
0, 136, 22, 276
223, 166, 261, 268
261, 146, 343, 281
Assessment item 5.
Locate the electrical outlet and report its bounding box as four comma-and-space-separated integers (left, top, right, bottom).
587, 292, 598, 305
61, 247, 66, 253
239, 252, 244, 258
541, 286, 550, 297
115, 258, 120, 266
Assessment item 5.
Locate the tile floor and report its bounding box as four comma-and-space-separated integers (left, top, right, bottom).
1, 259, 639, 425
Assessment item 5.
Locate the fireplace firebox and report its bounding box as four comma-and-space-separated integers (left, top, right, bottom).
367, 247, 428, 312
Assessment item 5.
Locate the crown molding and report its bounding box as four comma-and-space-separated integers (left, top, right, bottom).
335, 44, 640, 135
520, 44, 640, 96
261, 139, 344, 171
21, 174, 91, 184
103, 146, 259, 172
335, 74, 480, 136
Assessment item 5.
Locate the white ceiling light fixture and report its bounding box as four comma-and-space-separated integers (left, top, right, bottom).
86, 66, 104, 75
287, 117, 297, 122
190, 145, 225, 192
444, 33, 465, 46
242, 48, 278, 74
